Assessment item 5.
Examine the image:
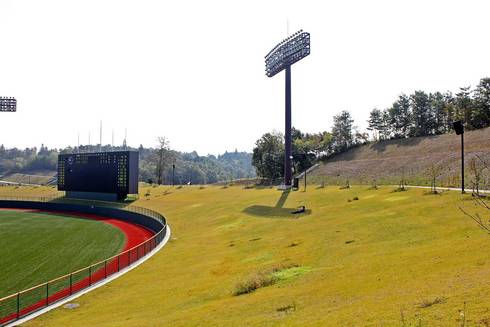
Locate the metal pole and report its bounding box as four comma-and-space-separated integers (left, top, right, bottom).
461, 133, 465, 194
284, 65, 292, 186
304, 166, 307, 192
172, 164, 175, 186
16, 292, 20, 319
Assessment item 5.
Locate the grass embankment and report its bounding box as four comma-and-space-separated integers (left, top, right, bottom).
310, 126, 490, 188
10, 184, 490, 326
0, 210, 125, 298
0, 185, 62, 198
0, 172, 55, 185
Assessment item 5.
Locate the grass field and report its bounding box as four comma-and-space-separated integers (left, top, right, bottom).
6, 184, 490, 326
0, 210, 125, 298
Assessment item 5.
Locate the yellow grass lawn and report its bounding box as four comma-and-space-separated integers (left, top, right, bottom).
5, 184, 489, 326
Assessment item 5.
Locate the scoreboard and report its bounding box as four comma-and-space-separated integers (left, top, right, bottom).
58, 151, 138, 200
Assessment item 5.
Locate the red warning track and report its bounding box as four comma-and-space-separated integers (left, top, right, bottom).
0, 209, 156, 325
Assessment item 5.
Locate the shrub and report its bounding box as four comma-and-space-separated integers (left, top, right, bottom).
233, 263, 302, 296
234, 272, 275, 296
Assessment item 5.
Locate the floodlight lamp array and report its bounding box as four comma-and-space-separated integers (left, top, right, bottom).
0, 97, 16, 112
265, 30, 310, 77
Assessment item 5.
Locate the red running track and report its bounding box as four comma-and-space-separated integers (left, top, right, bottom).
0, 209, 155, 325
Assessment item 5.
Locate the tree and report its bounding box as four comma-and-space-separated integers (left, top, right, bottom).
252, 132, 284, 180
410, 91, 433, 136
389, 94, 412, 138
472, 78, 490, 129
367, 108, 383, 140
427, 163, 443, 194
318, 132, 333, 156
331, 110, 354, 152
155, 137, 173, 185
454, 86, 474, 128
429, 92, 449, 135
379, 109, 392, 140
469, 157, 484, 196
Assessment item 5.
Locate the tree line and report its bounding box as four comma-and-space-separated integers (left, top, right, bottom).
368, 78, 490, 139
252, 77, 490, 180
0, 142, 256, 185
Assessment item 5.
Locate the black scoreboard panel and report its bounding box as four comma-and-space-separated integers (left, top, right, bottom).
58, 151, 138, 198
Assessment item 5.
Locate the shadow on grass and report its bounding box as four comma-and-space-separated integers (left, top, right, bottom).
242, 205, 312, 218
242, 190, 312, 218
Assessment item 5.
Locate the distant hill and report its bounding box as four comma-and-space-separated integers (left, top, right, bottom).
309, 127, 490, 188
0, 144, 255, 185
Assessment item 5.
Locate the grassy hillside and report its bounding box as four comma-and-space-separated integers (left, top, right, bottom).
0, 171, 56, 185
310, 127, 490, 188
11, 184, 490, 326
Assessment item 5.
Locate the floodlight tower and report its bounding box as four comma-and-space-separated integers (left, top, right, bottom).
265, 30, 310, 187
0, 97, 17, 112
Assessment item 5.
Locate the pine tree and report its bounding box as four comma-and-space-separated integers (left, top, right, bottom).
331, 110, 354, 152
410, 91, 432, 136
367, 108, 383, 140
389, 94, 412, 138
472, 78, 490, 129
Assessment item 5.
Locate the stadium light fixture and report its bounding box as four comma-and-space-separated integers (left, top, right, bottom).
453, 120, 465, 194
265, 30, 310, 187
0, 97, 17, 112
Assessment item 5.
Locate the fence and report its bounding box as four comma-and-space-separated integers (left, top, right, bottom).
0, 197, 167, 326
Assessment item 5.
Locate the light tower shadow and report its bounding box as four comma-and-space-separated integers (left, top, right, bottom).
242, 190, 311, 218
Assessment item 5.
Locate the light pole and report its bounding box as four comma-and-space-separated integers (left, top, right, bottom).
172, 164, 175, 186
265, 30, 310, 187
453, 121, 465, 194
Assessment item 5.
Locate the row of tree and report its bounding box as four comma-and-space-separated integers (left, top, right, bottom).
0, 142, 256, 185
368, 78, 490, 139
252, 77, 490, 180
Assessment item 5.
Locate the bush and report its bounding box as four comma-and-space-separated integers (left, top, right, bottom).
234, 273, 276, 296
233, 263, 300, 296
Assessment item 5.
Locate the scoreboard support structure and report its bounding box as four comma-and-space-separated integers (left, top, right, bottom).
58, 151, 139, 201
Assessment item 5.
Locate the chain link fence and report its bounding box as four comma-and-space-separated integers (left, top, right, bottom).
0, 197, 167, 326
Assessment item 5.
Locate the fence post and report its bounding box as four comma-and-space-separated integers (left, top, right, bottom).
16, 292, 20, 319
70, 273, 73, 295
117, 254, 120, 272
46, 282, 49, 305
104, 260, 107, 279
89, 266, 92, 286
